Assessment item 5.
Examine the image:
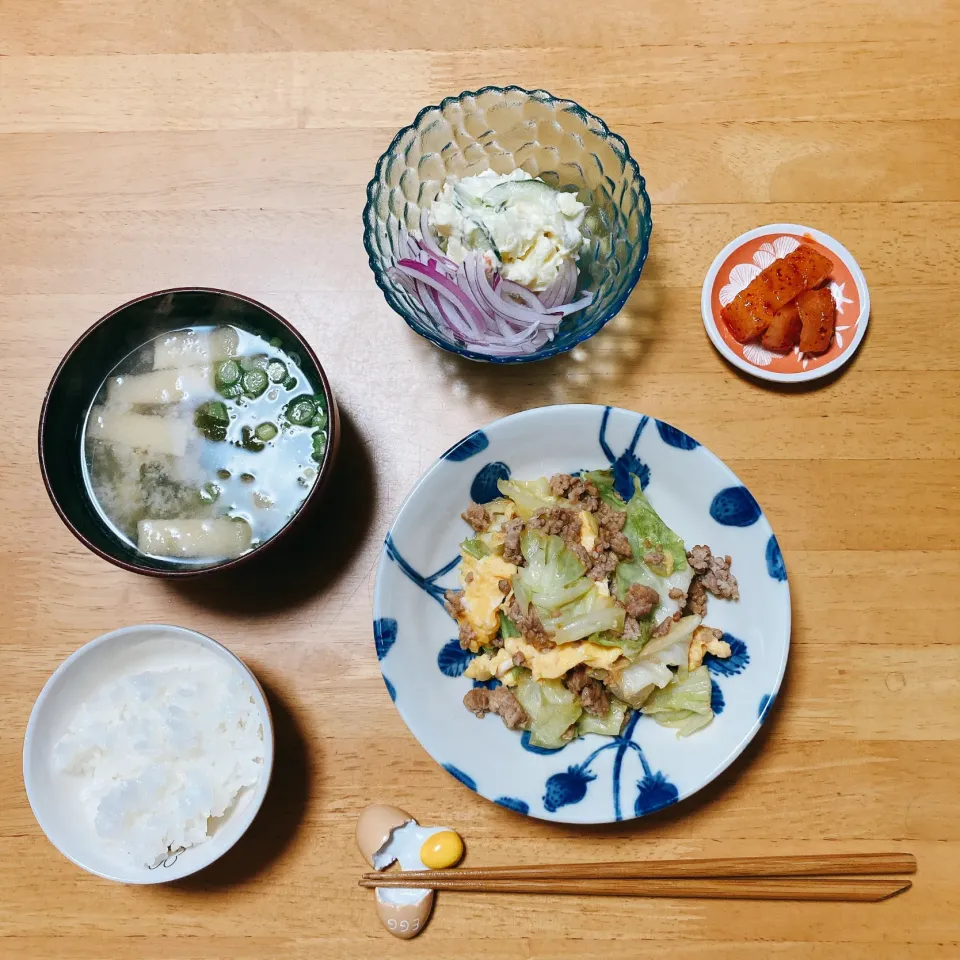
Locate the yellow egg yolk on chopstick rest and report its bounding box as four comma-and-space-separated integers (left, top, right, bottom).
451, 554, 517, 651
419, 831, 464, 870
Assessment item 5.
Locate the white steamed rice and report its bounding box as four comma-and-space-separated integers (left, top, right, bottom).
54, 663, 264, 867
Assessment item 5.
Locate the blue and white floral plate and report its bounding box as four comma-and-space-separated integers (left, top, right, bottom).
372, 405, 790, 824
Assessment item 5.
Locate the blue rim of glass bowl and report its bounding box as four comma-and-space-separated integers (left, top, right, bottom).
361, 85, 653, 364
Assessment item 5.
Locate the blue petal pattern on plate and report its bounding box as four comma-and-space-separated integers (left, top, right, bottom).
599, 406, 650, 496
710, 486, 762, 527
437, 639, 474, 677
443, 429, 489, 461
373, 405, 791, 824
766, 534, 787, 581
374, 618, 398, 661
443, 764, 477, 791
758, 693, 776, 722
711, 679, 725, 715
384, 677, 397, 702
470, 462, 511, 504
656, 420, 701, 450
706, 636, 750, 677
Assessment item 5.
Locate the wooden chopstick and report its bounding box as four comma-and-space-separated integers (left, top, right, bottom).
362, 852, 916, 883
358, 876, 911, 902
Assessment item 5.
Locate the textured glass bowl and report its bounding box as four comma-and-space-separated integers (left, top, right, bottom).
362, 86, 653, 363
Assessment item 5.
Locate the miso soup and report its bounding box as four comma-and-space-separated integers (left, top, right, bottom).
82, 325, 327, 566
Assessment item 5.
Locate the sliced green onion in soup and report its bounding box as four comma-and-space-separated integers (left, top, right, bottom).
266, 360, 288, 383
311, 429, 327, 463
199, 482, 220, 503
194, 400, 230, 441
242, 369, 269, 397
215, 359, 241, 388
285, 396, 316, 427
240, 425, 265, 452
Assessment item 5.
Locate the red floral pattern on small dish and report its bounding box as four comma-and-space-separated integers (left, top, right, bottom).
701, 224, 870, 383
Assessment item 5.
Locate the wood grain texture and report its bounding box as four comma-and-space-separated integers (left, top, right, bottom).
1, 1, 958, 957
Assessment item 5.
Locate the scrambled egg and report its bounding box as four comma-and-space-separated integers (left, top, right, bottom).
579, 510, 598, 552
688, 625, 732, 671
466, 636, 623, 685
464, 648, 515, 684
458, 554, 518, 650
504, 636, 622, 681
476, 498, 518, 554
429, 170, 586, 291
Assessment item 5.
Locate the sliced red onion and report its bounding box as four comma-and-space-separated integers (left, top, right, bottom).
548, 293, 595, 317
391, 225, 594, 355
499, 278, 546, 313
395, 259, 487, 335
540, 258, 578, 310
418, 208, 454, 265
466, 252, 560, 328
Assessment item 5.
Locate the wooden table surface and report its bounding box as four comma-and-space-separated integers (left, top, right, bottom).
2, 2, 959, 957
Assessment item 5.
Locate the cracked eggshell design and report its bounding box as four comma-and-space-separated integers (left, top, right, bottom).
356, 805, 463, 940
701, 223, 870, 383
373, 405, 791, 824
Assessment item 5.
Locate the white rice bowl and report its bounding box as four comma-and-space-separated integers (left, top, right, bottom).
23, 624, 275, 883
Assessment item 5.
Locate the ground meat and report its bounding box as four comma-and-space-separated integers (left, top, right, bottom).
497, 578, 511, 594
443, 589, 464, 618
550, 474, 601, 512
594, 502, 632, 560
668, 587, 686, 602
644, 547, 666, 567
624, 583, 659, 618
569, 541, 590, 567
595, 501, 627, 534
457, 620, 476, 650
461, 503, 490, 533
622, 616, 641, 640
464, 572, 474, 584
512, 651, 526, 667
651, 611, 681, 638
686, 578, 708, 617
528, 506, 582, 543
606, 532, 633, 559
502, 517, 524, 565
507, 599, 555, 651
586, 549, 619, 581
463, 687, 529, 730
565, 666, 611, 717
567, 481, 600, 513
687, 544, 740, 601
